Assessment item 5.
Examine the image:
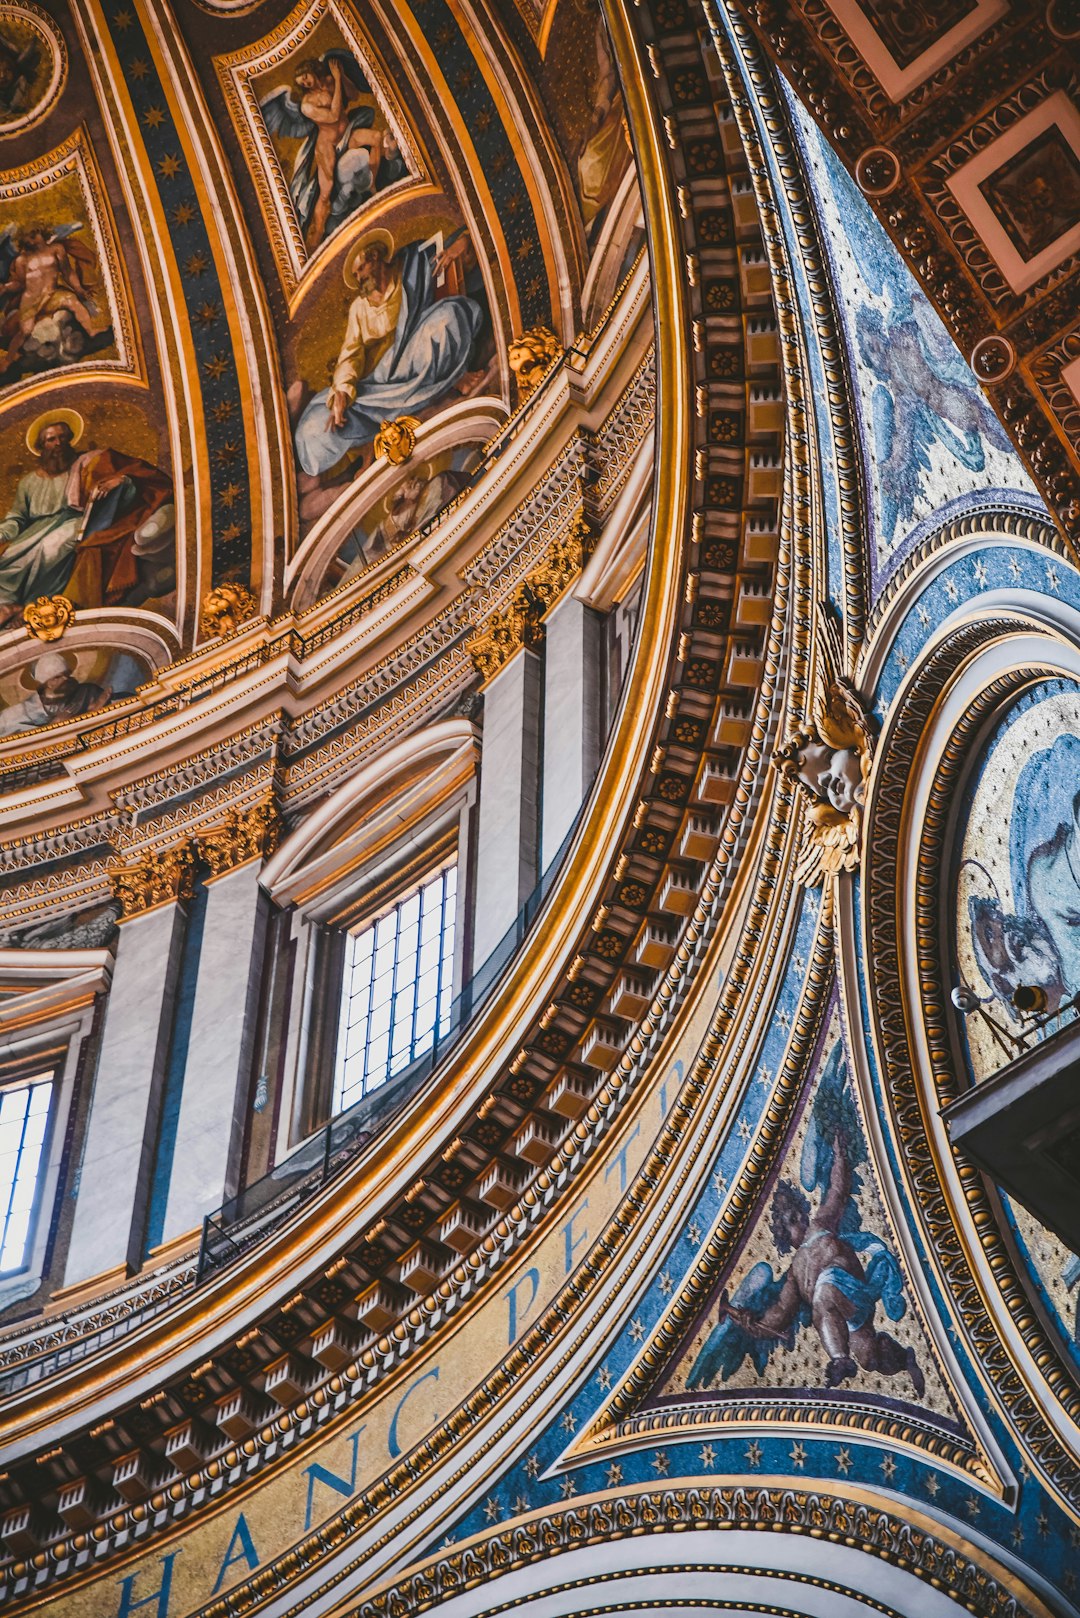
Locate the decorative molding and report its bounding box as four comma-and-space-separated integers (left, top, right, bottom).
352, 1487, 1044, 1618
864, 620, 1080, 1518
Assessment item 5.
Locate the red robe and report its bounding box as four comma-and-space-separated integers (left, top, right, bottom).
67, 447, 172, 604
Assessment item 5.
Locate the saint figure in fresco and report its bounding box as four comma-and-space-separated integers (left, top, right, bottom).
293, 231, 484, 483
260, 50, 407, 251
0, 411, 174, 626
0, 649, 109, 735
0, 221, 111, 378
687, 1046, 924, 1398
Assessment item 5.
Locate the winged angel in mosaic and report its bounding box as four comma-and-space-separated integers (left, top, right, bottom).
775, 609, 874, 889
687, 1044, 924, 1397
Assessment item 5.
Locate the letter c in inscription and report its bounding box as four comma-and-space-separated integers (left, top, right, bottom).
387, 1366, 441, 1459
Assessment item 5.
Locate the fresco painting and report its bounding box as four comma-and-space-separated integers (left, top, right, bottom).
955, 678, 1080, 1365
218, 0, 419, 292
319, 441, 481, 593
288, 222, 494, 526
0, 642, 147, 737
790, 95, 1035, 572
541, 0, 633, 250
0, 406, 174, 626
0, 5, 65, 136
0, 134, 130, 393
662, 1026, 951, 1415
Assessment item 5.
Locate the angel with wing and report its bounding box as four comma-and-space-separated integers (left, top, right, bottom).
260, 50, 407, 250
687, 1043, 924, 1398
0, 220, 109, 379
775, 608, 875, 887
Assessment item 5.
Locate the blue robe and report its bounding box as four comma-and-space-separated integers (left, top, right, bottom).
294, 244, 482, 477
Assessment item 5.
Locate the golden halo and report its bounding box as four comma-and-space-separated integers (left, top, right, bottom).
344, 228, 395, 287
26, 408, 84, 456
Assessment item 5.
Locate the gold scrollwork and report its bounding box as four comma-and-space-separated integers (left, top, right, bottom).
109, 844, 196, 920
195, 801, 279, 878
467, 514, 594, 683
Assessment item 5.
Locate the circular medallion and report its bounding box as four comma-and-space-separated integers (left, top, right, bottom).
854, 146, 900, 198
970, 334, 1017, 383
1046, 0, 1080, 41
0, 5, 66, 139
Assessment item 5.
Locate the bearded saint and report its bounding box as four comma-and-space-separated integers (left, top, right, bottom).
0, 411, 174, 626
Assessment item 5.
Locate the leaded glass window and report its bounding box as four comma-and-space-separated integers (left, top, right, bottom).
0, 1073, 53, 1274
333, 865, 457, 1113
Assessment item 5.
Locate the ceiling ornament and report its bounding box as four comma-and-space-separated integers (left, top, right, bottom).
22, 596, 73, 643
508, 325, 563, 404
199, 582, 258, 640
775, 609, 875, 893
373, 415, 420, 466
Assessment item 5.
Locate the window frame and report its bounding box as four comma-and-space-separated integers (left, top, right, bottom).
259, 719, 481, 1158
332, 855, 458, 1116
0, 946, 112, 1304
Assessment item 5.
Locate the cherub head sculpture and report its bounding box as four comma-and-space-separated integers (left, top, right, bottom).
508, 326, 562, 402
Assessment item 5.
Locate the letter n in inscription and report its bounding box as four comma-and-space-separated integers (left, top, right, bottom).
303, 1428, 364, 1532
116, 1551, 181, 1617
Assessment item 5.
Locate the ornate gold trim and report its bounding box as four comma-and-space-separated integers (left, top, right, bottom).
864, 616, 1080, 1519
